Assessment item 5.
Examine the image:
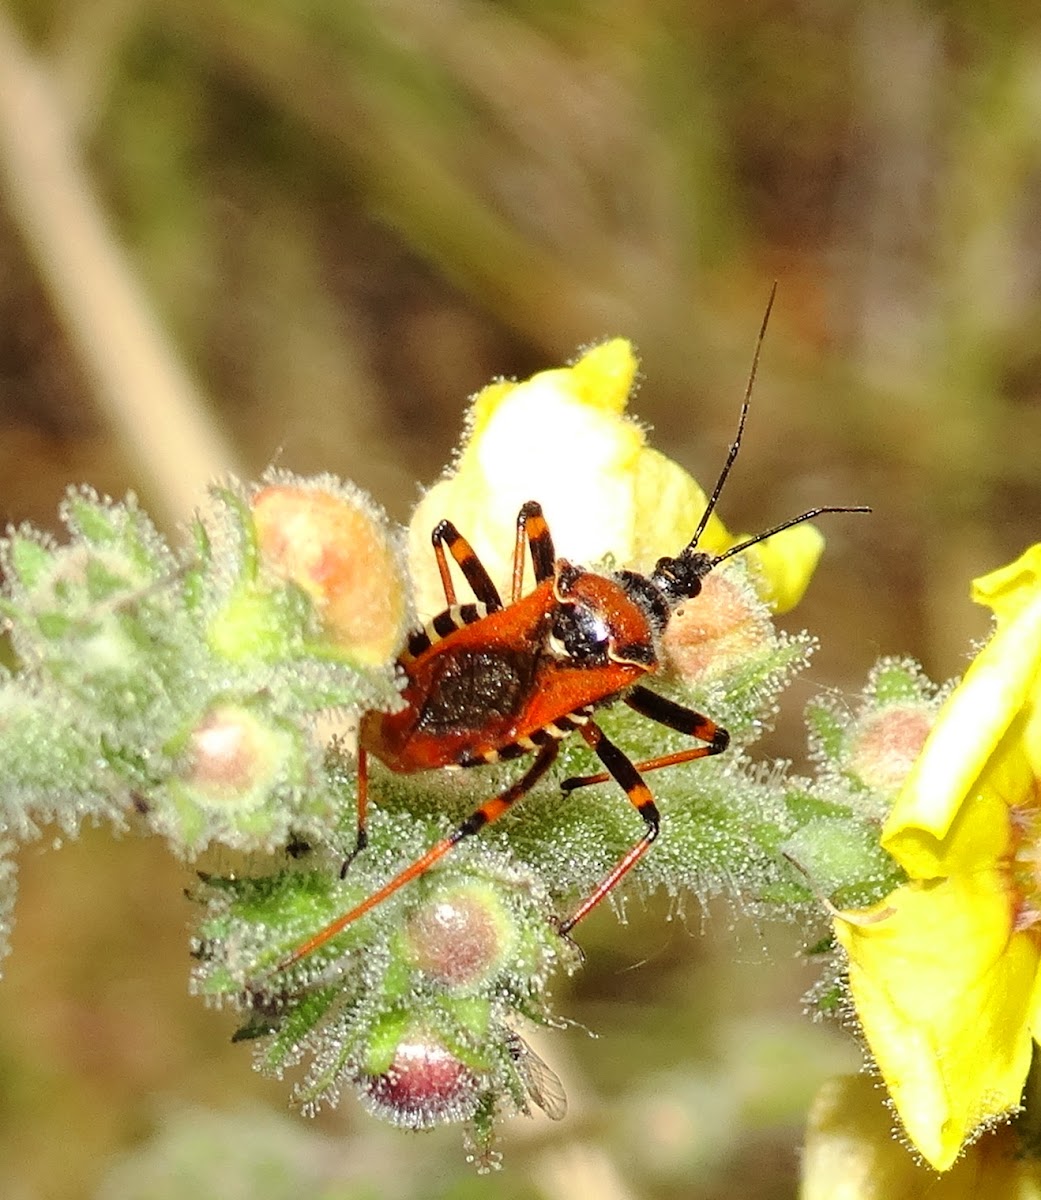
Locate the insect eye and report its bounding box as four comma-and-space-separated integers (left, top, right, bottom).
547, 603, 611, 662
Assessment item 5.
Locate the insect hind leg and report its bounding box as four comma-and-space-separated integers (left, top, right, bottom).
557, 721, 660, 935
279, 742, 560, 972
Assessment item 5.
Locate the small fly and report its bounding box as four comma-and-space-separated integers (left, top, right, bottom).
506, 1030, 568, 1121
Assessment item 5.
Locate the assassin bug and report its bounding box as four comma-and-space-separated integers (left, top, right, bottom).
280, 287, 868, 970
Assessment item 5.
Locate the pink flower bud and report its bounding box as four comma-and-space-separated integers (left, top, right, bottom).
251, 481, 408, 665
662, 571, 774, 682
404, 883, 513, 989
176, 702, 294, 811
361, 1027, 480, 1128
848, 705, 934, 796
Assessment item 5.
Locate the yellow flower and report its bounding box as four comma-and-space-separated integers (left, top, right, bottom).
408, 338, 823, 619
801, 1075, 1041, 1199
834, 544, 1041, 1172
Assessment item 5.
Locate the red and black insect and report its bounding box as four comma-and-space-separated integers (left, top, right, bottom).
281, 290, 868, 969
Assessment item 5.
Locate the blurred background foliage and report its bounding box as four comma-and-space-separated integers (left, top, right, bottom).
0, 0, 1040, 1196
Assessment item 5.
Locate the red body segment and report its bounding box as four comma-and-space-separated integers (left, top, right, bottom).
360, 575, 658, 772
270, 292, 867, 974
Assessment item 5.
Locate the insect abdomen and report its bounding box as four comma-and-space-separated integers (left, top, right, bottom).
361, 591, 552, 771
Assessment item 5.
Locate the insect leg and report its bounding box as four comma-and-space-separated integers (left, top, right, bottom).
557, 722, 660, 935
624, 686, 730, 750
339, 746, 370, 878
560, 685, 729, 789
431, 520, 503, 610
511, 501, 556, 601
279, 742, 560, 970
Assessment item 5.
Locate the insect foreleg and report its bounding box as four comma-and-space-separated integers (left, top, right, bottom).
431, 520, 503, 609
339, 746, 370, 878
511, 501, 556, 601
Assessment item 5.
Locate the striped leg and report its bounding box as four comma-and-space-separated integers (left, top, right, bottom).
343, 518, 503, 875
280, 742, 560, 971
511, 501, 556, 601
431, 520, 503, 609
557, 721, 660, 935
560, 685, 729, 790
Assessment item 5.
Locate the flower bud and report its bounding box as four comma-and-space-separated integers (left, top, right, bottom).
847, 704, 934, 796
251, 479, 408, 665
162, 701, 314, 852
178, 703, 288, 806
662, 569, 775, 682
783, 816, 897, 902
360, 1023, 481, 1129
404, 881, 516, 990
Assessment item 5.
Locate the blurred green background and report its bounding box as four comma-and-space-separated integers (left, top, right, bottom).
1, 1, 1039, 1196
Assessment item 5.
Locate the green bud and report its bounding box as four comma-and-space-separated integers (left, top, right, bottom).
4, 532, 55, 592
206, 584, 315, 664
158, 701, 325, 853
782, 816, 902, 908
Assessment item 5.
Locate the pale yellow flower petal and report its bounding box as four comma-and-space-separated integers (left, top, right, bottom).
971, 543, 1041, 629
464, 338, 639, 459
738, 522, 824, 614
409, 338, 825, 618
409, 342, 681, 618
882, 595, 1041, 877
835, 870, 1038, 1172
409, 395, 647, 616
628, 447, 713, 573
802, 1075, 921, 1200
802, 1075, 1041, 1200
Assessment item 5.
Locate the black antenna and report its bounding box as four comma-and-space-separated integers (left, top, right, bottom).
711, 504, 872, 566
683, 281, 778, 555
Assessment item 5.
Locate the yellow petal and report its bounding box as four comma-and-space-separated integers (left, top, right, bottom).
628, 447, 714, 573
408, 341, 708, 619
882, 598, 1041, 877
835, 870, 1037, 1172
971, 543, 1041, 630
738, 521, 825, 614
465, 337, 639, 453
885, 784, 1013, 883
408, 338, 826, 618
1024, 698, 1041, 785
408, 381, 648, 616
802, 1075, 916, 1200
802, 1075, 1041, 1199
565, 337, 640, 413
